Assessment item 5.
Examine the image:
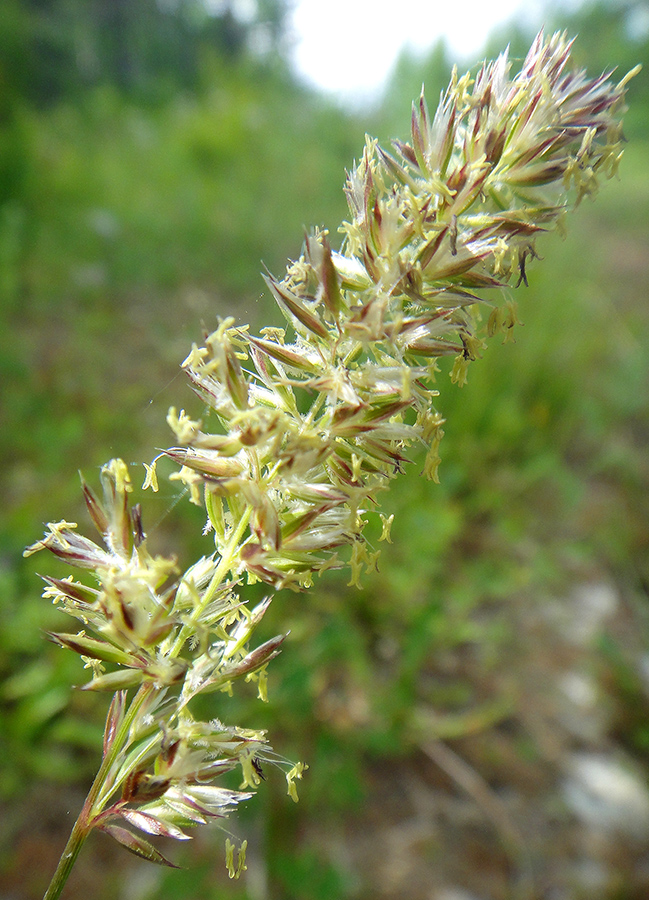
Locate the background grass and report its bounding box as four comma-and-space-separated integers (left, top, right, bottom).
1, 2, 648, 898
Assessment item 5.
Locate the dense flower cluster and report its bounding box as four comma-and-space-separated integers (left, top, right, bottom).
27, 459, 302, 867
28, 32, 633, 875
158, 31, 633, 592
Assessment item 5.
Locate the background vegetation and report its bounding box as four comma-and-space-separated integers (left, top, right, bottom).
1, 1, 648, 898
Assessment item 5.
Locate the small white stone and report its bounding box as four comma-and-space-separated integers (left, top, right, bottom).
433, 888, 484, 900
556, 670, 607, 741
565, 582, 619, 645
563, 752, 649, 838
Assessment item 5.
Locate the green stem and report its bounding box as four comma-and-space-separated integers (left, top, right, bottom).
42, 817, 88, 900
169, 505, 252, 658
42, 684, 153, 900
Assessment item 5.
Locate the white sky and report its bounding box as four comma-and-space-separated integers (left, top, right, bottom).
288, 0, 555, 105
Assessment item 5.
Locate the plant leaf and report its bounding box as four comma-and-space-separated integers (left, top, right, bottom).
98, 823, 180, 867
103, 690, 127, 757
45, 631, 133, 666
117, 808, 191, 841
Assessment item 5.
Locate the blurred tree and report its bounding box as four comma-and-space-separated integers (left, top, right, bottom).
0, 0, 292, 106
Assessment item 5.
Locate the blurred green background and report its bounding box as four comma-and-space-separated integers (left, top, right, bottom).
1, 2, 648, 898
